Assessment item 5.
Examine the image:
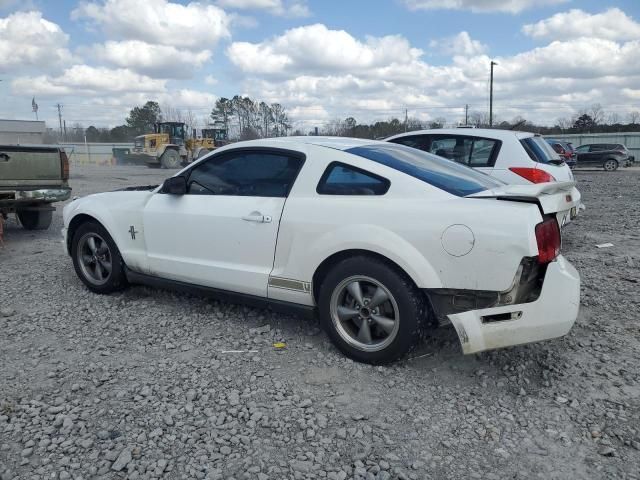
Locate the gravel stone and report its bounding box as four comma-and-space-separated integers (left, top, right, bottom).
1, 165, 639, 479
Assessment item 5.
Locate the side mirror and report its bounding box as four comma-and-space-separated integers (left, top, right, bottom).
162, 176, 187, 195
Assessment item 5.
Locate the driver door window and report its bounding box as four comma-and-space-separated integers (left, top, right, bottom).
187, 152, 302, 197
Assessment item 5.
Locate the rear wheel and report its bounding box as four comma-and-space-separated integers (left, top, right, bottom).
197, 148, 210, 159
17, 210, 52, 230
318, 256, 427, 364
71, 222, 127, 294
603, 159, 618, 171
160, 149, 180, 169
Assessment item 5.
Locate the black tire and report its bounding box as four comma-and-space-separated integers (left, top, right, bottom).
71, 221, 127, 294
160, 149, 180, 169
603, 159, 618, 171
17, 210, 53, 230
197, 148, 210, 159
318, 256, 427, 364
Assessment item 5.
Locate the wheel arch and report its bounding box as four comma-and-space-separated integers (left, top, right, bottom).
312, 248, 434, 304
66, 213, 114, 255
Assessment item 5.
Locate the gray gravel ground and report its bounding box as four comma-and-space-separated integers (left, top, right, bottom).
1, 164, 639, 480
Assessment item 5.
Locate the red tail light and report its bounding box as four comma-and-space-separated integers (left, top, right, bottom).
509, 167, 556, 184
60, 150, 70, 181
535, 218, 561, 264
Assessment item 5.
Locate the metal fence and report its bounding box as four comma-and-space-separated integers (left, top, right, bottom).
60, 142, 134, 165
544, 132, 640, 157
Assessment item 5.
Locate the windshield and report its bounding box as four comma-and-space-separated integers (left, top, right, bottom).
521, 137, 563, 164
346, 143, 503, 197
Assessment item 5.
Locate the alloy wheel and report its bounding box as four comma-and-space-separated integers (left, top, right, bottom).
329, 276, 400, 352
77, 233, 112, 285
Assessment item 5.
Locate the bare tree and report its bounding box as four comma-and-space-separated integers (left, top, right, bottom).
161, 104, 183, 123
184, 108, 197, 131
589, 103, 605, 125
607, 112, 620, 125
628, 111, 640, 124
556, 117, 571, 131
468, 110, 489, 127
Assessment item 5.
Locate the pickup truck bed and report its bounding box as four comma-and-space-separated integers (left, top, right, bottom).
0, 145, 71, 230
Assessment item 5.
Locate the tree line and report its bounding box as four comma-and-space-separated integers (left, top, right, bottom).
211, 96, 291, 140
43, 97, 292, 143
42, 100, 639, 144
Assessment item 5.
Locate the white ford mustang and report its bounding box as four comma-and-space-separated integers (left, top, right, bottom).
63, 137, 580, 364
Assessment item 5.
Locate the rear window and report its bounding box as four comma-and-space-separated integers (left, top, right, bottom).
520, 137, 562, 164
345, 143, 503, 197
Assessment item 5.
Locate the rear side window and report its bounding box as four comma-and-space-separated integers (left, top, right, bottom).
520, 137, 562, 163
317, 162, 390, 195
390, 135, 499, 167
390, 135, 430, 151
346, 143, 503, 197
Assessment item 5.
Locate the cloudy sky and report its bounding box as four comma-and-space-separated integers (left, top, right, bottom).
0, 0, 639, 131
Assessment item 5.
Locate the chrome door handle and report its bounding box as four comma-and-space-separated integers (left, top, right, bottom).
242, 212, 272, 223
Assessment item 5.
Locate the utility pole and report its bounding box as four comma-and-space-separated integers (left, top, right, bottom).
56, 103, 63, 138
465, 104, 469, 126
489, 61, 497, 127
404, 109, 408, 132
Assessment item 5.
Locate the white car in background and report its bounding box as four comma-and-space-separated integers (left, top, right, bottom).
386, 129, 582, 227
63, 137, 580, 364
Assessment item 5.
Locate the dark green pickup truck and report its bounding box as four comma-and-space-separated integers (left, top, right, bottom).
0, 145, 71, 230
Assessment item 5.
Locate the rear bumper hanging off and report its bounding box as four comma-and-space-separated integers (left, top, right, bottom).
448, 255, 580, 354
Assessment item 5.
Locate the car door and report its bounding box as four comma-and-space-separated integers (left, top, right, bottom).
575, 145, 593, 165
142, 149, 305, 297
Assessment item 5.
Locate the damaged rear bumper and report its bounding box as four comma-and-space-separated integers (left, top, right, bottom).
448, 255, 580, 354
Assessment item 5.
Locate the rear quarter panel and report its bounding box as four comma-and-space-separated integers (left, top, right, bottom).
271, 145, 542, 305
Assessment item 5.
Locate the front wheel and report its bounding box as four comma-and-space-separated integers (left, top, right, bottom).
71, 222, 127, 294
17, 209, 52, 230
318, 256, 427, 364
160, 150, 180, 169
603, 159, 618, 171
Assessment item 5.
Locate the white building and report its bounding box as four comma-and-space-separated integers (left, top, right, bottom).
0, 119, 46, 144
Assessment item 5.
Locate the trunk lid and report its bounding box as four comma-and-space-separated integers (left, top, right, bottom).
0, 145, 66, 188
467, 181, 577, 215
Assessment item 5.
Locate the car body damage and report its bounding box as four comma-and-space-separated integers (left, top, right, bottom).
63, 137, 581, 363
448, 256, 580, 354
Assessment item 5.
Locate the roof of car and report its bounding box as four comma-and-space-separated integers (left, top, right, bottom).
219, 136, 380, 152
387, 128, 535, 141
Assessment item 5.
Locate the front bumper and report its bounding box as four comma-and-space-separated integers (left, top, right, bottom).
448, 255, 580, 354
0, 188, 71, 208
122, 152, 158, 165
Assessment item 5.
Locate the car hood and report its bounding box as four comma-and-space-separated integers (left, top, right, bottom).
63, 189, 156, 227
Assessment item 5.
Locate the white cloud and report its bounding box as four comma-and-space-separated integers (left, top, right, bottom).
498, 38, 640, 81
403, 0, 567, 14
227, 24, 422, 75
523, 8, 640, 41
204, 75, 218, 86
72, 0, 230, 49
227, 20, 640, 128
90, 40, 211, 79
429, 31, 487, 56
12, 65, 167, 96
0, 11, 73, 74
217, 0, 310, 17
